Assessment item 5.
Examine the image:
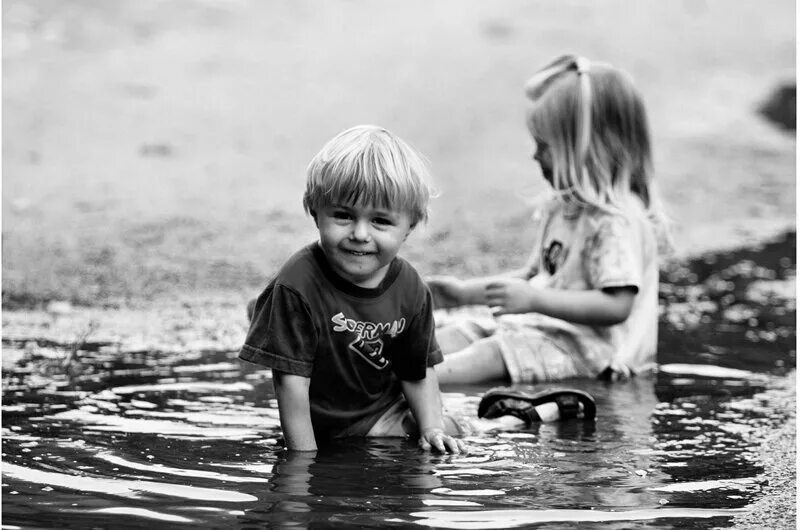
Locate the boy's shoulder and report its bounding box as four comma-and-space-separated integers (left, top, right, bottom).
270, 244, 427, 301
390, 254, 427, 290
269, 243, 322, 290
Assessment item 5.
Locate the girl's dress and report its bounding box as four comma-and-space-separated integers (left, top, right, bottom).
436, 195, 659, 382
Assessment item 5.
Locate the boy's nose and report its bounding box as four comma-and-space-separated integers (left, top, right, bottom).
351, 220, 371, 241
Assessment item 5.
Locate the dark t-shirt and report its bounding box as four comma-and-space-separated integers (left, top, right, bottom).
239, 243, 442, 441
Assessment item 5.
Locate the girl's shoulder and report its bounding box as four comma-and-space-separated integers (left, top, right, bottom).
584, 195, 649, 226
583, 198, 664, 257
533, 196, 630, 227
533, 194, 660, 242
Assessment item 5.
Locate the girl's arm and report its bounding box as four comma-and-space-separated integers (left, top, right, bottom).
426, 277, 492, 308
273, 371, 317, 451
401, 368, 465, 453
486, 278, 636, 326
427, 270, 531, 309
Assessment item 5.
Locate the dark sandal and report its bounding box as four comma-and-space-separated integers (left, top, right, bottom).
477, 388, 597, 424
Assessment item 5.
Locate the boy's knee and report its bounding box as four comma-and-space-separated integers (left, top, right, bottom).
443, 414, 473, 436
401, 412, 471, 437
597, 366, 631, 382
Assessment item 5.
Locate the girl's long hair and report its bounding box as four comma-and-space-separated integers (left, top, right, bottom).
525, 55, 670, 244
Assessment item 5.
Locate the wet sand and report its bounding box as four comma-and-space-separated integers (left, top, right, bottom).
731, 376, 796, 529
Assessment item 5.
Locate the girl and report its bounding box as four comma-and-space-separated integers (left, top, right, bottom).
429, 54, 670, 385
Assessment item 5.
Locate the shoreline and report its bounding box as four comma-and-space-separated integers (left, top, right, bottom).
731, 373, 797, 529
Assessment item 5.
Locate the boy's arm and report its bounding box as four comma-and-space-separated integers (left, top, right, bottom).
486, 279, 636, 325
273, 371, 317, 451
401, 368, 465, 453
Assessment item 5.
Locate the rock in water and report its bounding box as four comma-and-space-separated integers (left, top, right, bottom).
759, 82, 796, 131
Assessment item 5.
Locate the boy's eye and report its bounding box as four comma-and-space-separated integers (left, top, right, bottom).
373, 217, 393, 226
332, 211, 352, 220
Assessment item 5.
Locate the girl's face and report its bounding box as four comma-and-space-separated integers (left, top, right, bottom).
526, 109, 556, 187
532, 136, 554, 186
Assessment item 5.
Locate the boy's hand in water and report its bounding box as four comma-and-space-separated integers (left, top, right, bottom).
485, 278, 536, 315
419, 428, 467, 454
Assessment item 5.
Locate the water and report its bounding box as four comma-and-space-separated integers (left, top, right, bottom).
2, 231, 795, 529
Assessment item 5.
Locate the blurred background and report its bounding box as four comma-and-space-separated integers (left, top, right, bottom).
2, 0, 795, 308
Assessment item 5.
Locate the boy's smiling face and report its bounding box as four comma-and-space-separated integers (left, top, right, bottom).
316, 202, 414, 288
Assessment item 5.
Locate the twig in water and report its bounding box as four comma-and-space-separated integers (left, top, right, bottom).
62, 320, 99, 377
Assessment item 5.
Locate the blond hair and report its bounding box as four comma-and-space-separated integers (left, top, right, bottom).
303, 125, 434, 226
525, 54, 669, 234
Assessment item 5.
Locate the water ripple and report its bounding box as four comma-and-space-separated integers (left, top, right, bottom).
3, 463, 258, 502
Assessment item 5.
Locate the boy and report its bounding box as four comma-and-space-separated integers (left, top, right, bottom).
240, 125, 466, 453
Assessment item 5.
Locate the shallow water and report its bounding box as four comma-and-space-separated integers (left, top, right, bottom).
2, 232, 795, 529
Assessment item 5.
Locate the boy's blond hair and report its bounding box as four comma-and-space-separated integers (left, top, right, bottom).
303, 125, 434, 226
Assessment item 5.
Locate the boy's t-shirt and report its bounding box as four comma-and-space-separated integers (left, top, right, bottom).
239, 243, 442, 441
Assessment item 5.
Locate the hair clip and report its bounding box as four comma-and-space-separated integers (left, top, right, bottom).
574, 57, 590, 75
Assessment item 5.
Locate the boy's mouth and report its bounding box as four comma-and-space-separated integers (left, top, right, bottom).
343, 248, 374, 257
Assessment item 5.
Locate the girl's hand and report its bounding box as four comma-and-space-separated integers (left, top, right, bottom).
418, 428, 467, 454
485, 278, 537, 315
427, 276, 468, 309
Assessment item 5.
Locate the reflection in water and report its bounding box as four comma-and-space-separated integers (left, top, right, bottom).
2, 231, 795, 528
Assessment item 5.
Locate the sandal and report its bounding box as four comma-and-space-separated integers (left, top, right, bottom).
477, 388, 596, 424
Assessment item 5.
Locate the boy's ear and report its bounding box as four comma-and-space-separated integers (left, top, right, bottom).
404, 222, 417, 241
